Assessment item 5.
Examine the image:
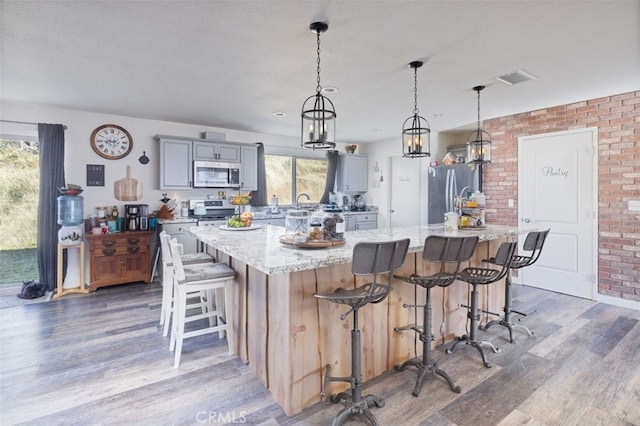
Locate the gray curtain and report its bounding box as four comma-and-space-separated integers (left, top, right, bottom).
319, 150, 339, 204
37, 123, 65, 291
251, 142, 267, 206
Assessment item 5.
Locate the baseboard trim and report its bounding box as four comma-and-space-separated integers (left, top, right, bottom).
596, 293, 640, 311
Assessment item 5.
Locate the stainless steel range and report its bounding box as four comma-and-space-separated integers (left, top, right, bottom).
188, 199, 236, 226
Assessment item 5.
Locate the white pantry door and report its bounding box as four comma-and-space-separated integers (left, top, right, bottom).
389, 156, 422, 227
518, 127, 597, 299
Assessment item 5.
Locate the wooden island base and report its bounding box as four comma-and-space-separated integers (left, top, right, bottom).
215, 238, 507, 416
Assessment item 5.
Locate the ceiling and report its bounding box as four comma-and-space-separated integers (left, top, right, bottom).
2, 1, 639, 144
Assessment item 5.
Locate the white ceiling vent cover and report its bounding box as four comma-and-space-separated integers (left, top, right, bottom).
496, 69, 538, 86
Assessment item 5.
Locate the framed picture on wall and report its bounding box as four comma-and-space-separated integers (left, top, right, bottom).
86, 164, 105, 186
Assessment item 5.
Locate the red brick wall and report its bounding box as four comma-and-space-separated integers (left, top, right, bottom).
481, 90, 640, 302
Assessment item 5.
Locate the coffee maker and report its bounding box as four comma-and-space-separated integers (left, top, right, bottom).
139, 204, 149, 231
124, 204, 149, 231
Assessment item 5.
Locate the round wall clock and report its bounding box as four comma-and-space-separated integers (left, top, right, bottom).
90, 124, 133, 160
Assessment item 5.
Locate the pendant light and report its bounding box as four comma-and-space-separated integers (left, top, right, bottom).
466, 85, 492, 164
301, 22, 336, 150
402, 61, 430, 158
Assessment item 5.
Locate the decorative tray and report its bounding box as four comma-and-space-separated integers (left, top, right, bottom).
220, 224, 262, 231
279, 235, 346, 249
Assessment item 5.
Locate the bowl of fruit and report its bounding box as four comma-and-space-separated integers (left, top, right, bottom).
226, 212, 254, 228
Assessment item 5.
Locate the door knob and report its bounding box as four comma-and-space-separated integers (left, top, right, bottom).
523, 218, 531, 223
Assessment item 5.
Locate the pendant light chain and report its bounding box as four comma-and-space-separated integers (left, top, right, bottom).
413, 66, 419, 115
316, 30, 322, 94
476, 88, 481, 131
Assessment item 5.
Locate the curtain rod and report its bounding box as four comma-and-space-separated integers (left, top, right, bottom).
0, 119, 67, 130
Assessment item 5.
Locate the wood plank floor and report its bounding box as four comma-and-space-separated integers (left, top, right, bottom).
1, 281, 639, 425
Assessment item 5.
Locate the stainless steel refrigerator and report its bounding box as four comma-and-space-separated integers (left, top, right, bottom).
427, 164, 478, 224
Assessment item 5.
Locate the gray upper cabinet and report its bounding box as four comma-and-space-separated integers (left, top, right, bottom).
156, 134, 258, 191
337, 154, 368, 192
158, 137, 193, 190
240, 144, 258, 191
193, 141, 241, 162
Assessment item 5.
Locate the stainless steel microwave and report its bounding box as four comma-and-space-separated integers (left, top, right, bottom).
193, 161, 241, 188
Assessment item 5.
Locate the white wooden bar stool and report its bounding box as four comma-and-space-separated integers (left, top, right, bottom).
159, 231, 214, 337
169, 239, 235, 368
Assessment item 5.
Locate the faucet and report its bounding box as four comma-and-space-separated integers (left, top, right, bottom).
458, 186, 473, 214
296, 193, 310, 209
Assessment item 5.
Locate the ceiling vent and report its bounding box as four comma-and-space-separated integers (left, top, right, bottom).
496, 69, 538, 86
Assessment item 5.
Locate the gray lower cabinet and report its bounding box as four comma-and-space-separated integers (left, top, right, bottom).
160, 222, 198, 254
345, 212, 377, 231
355, 219, 377, 230
252, 217, 285, 227
345, 215, 357, 231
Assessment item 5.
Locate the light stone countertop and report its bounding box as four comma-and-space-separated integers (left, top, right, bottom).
342, 211, 377, 216
157, 218, 198, 225
251, 213, 287, 219
185, 224, 524, 276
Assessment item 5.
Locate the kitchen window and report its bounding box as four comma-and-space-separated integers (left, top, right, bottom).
265, 154, 327, 205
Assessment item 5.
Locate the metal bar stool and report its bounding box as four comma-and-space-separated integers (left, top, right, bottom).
481, 229, 550, 343
446, 241, 517, 368
314, 238, 410, 426
394, 235, 479, 397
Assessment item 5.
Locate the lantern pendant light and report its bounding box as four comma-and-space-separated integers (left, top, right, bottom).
402, 61, 431, 158
466, 85, 492, 164
301, 22, 336, 150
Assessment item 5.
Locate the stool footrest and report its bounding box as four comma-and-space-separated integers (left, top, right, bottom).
393, 324, 423, 333
321, 364, 354, 399
479, 308, 501, 317
512, 308, 536, 318
402, 303, 425, 309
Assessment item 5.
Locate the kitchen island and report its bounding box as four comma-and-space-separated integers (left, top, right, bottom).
186, 224, 520, 415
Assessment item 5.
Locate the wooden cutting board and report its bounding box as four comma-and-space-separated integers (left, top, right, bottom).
114, 165, 142, 201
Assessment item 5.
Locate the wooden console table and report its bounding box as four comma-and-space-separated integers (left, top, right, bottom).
86, 231, 152, 291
